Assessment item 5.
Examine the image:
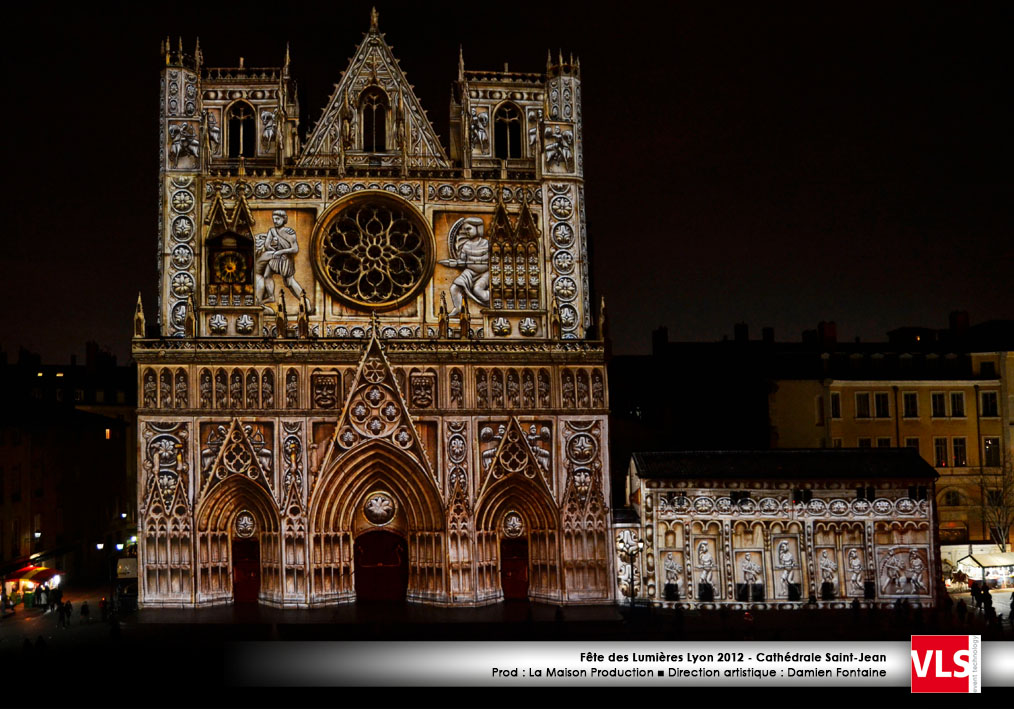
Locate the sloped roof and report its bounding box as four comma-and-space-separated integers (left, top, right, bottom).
631, 449, 938, 480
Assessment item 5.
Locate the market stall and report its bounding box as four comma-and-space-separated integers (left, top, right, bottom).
1, 565, 64, 608
956, 552, 1014, 589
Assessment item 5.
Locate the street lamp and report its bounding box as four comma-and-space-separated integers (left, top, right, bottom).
33, 530, 42, 539
96, 543, 104, 550
616, 534, 645, 614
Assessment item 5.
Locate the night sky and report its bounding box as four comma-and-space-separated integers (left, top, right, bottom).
5, 1, 1012, 364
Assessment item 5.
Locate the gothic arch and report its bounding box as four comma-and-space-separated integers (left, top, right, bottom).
493, 101, 523, 160
226, 100, 256, 157
475, 472, 561, 603
195, 474, 281, 604
309, 442, 446, 604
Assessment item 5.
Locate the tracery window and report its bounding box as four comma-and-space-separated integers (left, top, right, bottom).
227, 101, 256, 158
493, 103, 522, 160
359, 87, 389, 152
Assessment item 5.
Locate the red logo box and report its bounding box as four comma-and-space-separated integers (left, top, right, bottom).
910, 635, 980, 693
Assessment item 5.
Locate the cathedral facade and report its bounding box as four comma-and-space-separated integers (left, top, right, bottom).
133, 12, 613, 607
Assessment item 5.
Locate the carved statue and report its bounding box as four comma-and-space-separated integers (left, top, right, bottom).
261, 109, 278, 144
908, 551, 927, 593
697, 541, 715, 587
469, 107, 489, 152
255, 210, 307, 309
168, 122, 200, 167
738, 552, 761, 586
848, 549, 865, 593
450, 369, 463, 407
440, 217, 489, 316
777, 540, 797, 593
819, 550, 838, 584
880, 547, 905, 593
543, 124, 574, 170
664, 552, 683, 592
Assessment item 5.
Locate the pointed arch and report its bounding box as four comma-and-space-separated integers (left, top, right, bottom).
227, 100, 256, 158
195, 473, 281, 604
309, 442, 446, 604
493, 102, 523, 159
359, 86, 389, 152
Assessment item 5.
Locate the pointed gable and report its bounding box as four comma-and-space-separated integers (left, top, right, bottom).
318, 333, 435, 483
298, 16, 449, 169
477, 417, 555, 501
198, 419, 276, 502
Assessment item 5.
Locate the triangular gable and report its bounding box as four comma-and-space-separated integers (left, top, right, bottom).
317, 332, 435, 483
204, 190, 255, 240
198, 418, 275, 502
298, 23, 449, 168
477, 416, 555, 501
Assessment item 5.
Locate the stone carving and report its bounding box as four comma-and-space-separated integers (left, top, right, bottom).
261, 109, 277, 144
229, 371, 243, 408
877, 547, 929, 595
141, 423, 189, 509
236, 314, 255, 335
502, 511, 524, 537
543, 125, 574, 170
168, 122, 200, 167
449, 368, 463, 408
246, 371, 259, 408
440, 217, 489, 316
506, 370, 519, 407
663, 552, 683, 594
562, 370, 575, 407
491, 317, 511, 336
616, 529, 642, 598
255, 210, 306, 308
209, 313, 227, 335
490, 370, 504, 408
847, 548, 865, 594
159, 370, 172, 408
199, 370, 212, 408
143, 369, 157, 408
519, 317, 537, 337
537, 370, 550, 407
285, 370, 299, 408
521, 371, 535, 408
405, 373, 431, 410
908, 550, 927, 593
776, 540, 798, 594
364, 493, 396, 525
469, 107, 489, 152
235, 511, 256, 538
174, 370, 188, 408
696, 540, 716, 588
312, 373, 339, 409
592, 370, 604, 407
818, 549, 838, 584
740, 552, 762, 585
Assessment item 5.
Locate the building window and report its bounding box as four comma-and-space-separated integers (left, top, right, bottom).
931, 392, 947, 418
950, 392, 965, 418
942, 490, 963, 507
858, 437, 872, 448
832, 438, 842, 448
874, 392, 890, 418
983, 437, 1001, 467
855, 392, 871, 419
902, 392, 918, 418
116, 390, 126, 404
952, 437, 967, 467
981, 391, 999, 418
904, 437, 919, 450
876, 437, 892, 448
934, 438, 948, 467
493, 102, 522, 160
227, 101, 256, 158
830, 392, 841, 419
359, 87, 389, 152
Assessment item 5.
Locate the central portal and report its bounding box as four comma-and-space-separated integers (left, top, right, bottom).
500, 537, 530, 600
354, 530, 408, 601
231, 538, 261, 603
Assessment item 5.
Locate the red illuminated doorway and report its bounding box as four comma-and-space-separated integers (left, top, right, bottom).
500, 537, 529, 600
232, 538, 260, 603
354, 531, 408, 601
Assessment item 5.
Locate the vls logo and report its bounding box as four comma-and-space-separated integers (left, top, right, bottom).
910, 635, 980, 693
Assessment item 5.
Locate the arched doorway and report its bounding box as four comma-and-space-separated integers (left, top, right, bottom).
354, 530, 408, 601
232, 537, 261, 603
500, 537, 529, 599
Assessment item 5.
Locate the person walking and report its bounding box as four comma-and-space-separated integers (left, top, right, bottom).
63, 600, 73, 628
57, 600, 67, 629
80, 600, 90, 624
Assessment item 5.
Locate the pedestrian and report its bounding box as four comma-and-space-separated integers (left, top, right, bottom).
80, 600, 90, 624
63, 600, 73, 626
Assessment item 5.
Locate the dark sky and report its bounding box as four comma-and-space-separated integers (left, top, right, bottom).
5, 1, 1012, 363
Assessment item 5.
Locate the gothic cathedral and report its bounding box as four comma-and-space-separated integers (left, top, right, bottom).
133, 11, 613, 607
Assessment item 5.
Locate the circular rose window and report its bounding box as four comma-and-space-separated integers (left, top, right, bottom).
312, 192, 434, 311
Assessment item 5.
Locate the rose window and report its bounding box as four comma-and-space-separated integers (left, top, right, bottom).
312, 193, 434, 310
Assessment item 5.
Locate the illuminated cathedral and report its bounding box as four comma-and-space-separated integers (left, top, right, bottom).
134, 10, 613, 607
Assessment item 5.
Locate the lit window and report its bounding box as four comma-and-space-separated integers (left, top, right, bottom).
983, 437, 1001, 467
934, 438, 948, 467
952, 437, 966, 467
55, 372, 64, 378
359, 87, 389, 152
105, 429, 111, 440
942, 490, 962, 507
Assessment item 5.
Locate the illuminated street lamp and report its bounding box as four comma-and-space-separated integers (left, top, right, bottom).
33, 530, 42, 539
96, 543, 105, 550
116, 543, 124, 551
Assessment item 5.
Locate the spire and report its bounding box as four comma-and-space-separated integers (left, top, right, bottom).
370, 6, 379, 33
558, 48, 564, 67
134, 293, 146, 339
458, 45, 465, 82
285, 42, 291, 68
195, 37, 203, 68
546, 49, 552, 73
